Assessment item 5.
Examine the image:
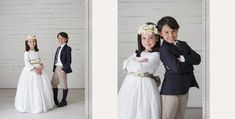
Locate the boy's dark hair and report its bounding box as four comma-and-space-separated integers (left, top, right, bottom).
136, 22, 161, 57
156, 16, 180, 32
25, 39, 39, 51
57, 32, 69, 43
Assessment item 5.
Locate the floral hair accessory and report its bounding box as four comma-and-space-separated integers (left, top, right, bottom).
137, 24, 159, 35
26, 34, 36, 41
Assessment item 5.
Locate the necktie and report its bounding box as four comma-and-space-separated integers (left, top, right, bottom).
175, 42, 182, 54
54, 46, 61, 64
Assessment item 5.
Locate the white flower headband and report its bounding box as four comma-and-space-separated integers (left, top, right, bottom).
26, 34, 36, 41
137, 24, 159, 35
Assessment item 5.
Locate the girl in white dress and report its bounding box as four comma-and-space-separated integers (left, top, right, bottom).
118, 22, 161, 119
15, 34, 54, 113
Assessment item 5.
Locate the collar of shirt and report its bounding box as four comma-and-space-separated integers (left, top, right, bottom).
59, 43, 66, 49
55, 43, 66, 66
173, 40, 179, 46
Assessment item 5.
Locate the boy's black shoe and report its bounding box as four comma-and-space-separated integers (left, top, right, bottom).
58, 100, 67, 107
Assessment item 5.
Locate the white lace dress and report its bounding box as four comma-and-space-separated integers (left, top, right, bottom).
118, 51, 161, 119
15, 50, 54, 113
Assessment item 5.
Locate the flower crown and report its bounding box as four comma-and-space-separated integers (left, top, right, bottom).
137, 24, 159, 35
26, 34, 36, 41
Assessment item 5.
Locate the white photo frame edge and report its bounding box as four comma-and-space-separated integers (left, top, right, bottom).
85, 0, 92, 119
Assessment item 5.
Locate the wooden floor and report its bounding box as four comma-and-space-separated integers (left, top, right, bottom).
185, 107, 202, 119
0, 89, 86, 119
0, 89, 202, 119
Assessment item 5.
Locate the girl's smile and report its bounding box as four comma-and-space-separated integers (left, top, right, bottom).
141, 33, 157, 51
27, 38, 36, 50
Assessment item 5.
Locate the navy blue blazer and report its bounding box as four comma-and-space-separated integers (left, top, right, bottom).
53, 44, 72, 73
159, 40, 200, 95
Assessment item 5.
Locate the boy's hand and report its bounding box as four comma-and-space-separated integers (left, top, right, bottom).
59, 69, 65, 73
154, 76, 161, 87
177, 55, 185, 62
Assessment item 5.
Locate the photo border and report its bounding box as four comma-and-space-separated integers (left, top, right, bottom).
85, 0, 92, 118
203, 0, 210, 118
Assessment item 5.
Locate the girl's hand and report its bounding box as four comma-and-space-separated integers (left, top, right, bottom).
37, 68, 42, 75
33, 67, 38, 72
139, 58, 149, 63
34, 67, 42, 75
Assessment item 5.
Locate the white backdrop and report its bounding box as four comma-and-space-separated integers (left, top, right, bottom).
0, 0, 85, 88
118, 0, 205, 107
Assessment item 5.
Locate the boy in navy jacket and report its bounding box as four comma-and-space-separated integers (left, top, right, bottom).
157, 16, 201, 119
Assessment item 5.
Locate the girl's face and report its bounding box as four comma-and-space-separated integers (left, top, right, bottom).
57, 35, 67, 45
160, 24, 178, 43
141, 33, 157, 51
27, 38, 36, 50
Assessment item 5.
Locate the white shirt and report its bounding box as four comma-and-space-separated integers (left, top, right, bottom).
55, 43, 66, 66
173, 40, 178, 46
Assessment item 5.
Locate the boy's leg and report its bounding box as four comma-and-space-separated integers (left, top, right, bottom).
51, 67, 60, 88
161, 95, 179, 119
58, 89, 68, 107
57, 68, 68, 107
51, 67, 60, 106
175, 92, 189, 119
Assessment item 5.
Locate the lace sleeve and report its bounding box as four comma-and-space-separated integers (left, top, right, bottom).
123, 53, 136, 72
126, 52, 160, 73
24, 52, 34, 71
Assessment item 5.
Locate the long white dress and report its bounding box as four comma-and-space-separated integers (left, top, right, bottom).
15, 50, 54, 113
118, 51, 161, 119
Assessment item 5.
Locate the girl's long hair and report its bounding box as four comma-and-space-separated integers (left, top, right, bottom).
135, 22, 160, 57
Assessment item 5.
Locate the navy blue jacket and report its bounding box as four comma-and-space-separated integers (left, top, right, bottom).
159, 40, 200, 95
53, 44, 72, 73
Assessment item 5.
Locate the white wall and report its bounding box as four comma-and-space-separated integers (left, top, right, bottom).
118, 0, 204, 107
0, 0, 85, 88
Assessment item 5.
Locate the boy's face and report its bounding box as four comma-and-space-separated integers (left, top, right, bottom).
57, 35, 67, 45
160, 24, 178, 43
